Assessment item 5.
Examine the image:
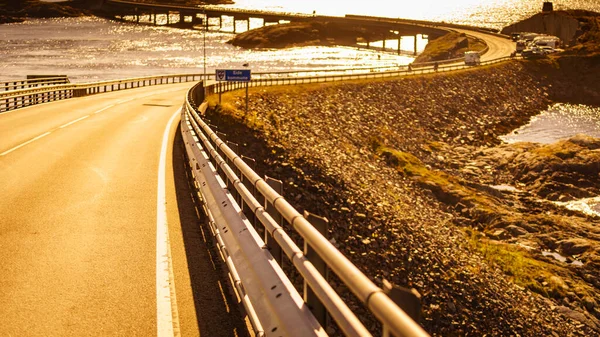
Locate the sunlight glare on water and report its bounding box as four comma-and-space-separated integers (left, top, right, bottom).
221, 0, 599, 29
501, 104, 600, 144
0, 17, 411, 82
5, 0, 600, 82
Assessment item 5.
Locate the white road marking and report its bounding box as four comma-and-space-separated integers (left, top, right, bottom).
0, 87, 188, 156
59, 115, 89, 129
156, 108, 181, 337
94, 104, 115, 114
0, 132, 52, 156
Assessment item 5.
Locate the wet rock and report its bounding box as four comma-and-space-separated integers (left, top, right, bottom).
559, 238, 592, 255
506, 225, 529, 237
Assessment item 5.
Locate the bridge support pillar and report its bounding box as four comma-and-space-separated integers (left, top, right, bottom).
414, 35, 418, 55
398, 36, 401, 54
166, 12, 170, 25
192, 14, 202, 25
233, 18, 236, 33
247, 19, 250, 31
382, 39, 386, 50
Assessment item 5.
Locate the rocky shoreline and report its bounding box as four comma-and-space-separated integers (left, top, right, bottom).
0, 0, 90, 23
204, 56, 600, 335
228, 20, 412, 50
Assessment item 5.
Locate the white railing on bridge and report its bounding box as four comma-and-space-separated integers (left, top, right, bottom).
0, 74, 204, 113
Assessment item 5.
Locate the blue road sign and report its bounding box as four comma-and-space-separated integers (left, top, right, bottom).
215, 69, 251, 82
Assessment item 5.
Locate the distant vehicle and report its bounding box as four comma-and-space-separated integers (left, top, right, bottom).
532, 36, 561, 48
516, 40, 527, 53
519, 32, 540, 42
521, 47, 547, 59
464, 51, 481, 65
510, 32, 521, 41
537, 46, 562, 55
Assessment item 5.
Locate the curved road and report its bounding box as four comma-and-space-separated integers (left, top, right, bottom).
0, 84, 248, 336
455, 29, 515, 61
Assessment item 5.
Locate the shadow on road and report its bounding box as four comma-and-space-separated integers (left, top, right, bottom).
171, 125, 250, 337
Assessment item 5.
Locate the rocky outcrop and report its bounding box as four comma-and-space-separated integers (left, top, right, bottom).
482, 135, 600, 201
0, 0, 89, 22
502, 11, 580, 45
228, 21, 389, 49
501, 10, 600, 50
414, 32, 485, 63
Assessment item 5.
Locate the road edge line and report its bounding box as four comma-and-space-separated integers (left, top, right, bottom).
157, 108, 182, 337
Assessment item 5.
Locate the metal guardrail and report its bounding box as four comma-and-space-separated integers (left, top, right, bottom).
0, 74, 204, 113
181, 82, 430, 337
181, 55, 522, 336
204, 55, 518, 96
1, 55, 519, 114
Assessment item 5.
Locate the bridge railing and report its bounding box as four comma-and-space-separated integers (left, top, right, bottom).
182, 81, 430, 337
0, 74, 204, 113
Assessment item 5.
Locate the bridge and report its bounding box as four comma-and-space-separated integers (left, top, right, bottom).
100, 0, 455, 54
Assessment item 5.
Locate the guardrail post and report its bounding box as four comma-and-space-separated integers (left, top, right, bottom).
240, 155, 258, 227
264, 176, 283, 266
382, 280, 422, 337
225, 141, 241, 203
303, 211, 329, 328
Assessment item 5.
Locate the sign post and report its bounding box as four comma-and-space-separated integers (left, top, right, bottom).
215, 69, 252, 117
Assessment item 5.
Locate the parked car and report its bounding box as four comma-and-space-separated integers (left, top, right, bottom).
521, 47, 547, 59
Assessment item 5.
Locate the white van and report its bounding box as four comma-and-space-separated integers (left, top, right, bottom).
464, 51, 481, 65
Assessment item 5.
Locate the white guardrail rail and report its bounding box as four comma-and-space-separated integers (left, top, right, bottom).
180, 56, 519, 336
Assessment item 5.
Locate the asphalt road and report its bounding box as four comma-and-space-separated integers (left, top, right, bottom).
457, 29, 516, 61
0, 83, 247, 336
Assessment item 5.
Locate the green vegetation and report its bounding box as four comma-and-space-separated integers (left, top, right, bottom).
466, 229, 595, 300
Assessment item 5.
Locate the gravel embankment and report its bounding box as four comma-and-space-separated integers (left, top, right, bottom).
205, 59, 600, 336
